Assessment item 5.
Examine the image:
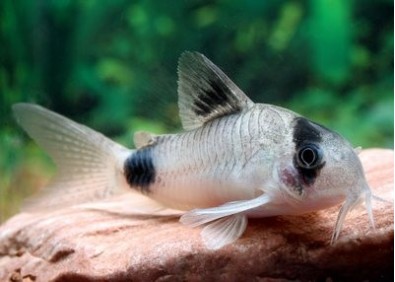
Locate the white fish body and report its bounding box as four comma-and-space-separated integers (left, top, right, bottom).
13, 52, 375, 250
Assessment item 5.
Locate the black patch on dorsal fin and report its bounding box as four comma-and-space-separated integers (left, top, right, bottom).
193, 79, 237, 117
177, 52, 254, 130
124, 147, 156, 193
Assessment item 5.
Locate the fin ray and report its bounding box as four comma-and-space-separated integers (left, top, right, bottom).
177, 52, 254, 130
180, 193, 270, 227
201, 214, 247, 250
13, 103, 130, 211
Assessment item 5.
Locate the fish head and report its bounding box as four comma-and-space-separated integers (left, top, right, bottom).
277, 116, 374, 242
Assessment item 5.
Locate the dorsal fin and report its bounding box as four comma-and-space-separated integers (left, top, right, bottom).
177, 52, 254, 130
133, 131, 157, 149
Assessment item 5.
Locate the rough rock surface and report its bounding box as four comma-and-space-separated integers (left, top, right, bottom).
0, 149, 393, 281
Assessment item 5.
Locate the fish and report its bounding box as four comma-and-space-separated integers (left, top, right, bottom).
13, 51, 376, 250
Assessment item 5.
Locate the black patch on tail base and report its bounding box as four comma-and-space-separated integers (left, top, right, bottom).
292, 117, 325, 187
194, 79, 240, 117
124, 147, 156, 193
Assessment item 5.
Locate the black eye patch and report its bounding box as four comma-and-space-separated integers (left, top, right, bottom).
292, 117, 322, 148
292, 117, 327, 186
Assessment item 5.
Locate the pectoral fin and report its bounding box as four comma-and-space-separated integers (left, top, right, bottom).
180, 194, 270, 249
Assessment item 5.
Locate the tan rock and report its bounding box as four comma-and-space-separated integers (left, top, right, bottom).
0, 149, 393, 281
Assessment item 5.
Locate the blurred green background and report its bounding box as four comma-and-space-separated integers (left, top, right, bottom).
0, 0, 393, 222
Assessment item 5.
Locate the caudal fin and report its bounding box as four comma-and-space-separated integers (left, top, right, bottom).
13, 103, 131, 211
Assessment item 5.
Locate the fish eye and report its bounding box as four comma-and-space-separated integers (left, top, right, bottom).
297, 144, 323, 169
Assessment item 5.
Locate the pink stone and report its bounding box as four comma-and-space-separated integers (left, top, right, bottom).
0, 149, 393, 281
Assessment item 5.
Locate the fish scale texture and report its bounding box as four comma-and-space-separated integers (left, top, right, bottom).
0, 149, 393, 282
